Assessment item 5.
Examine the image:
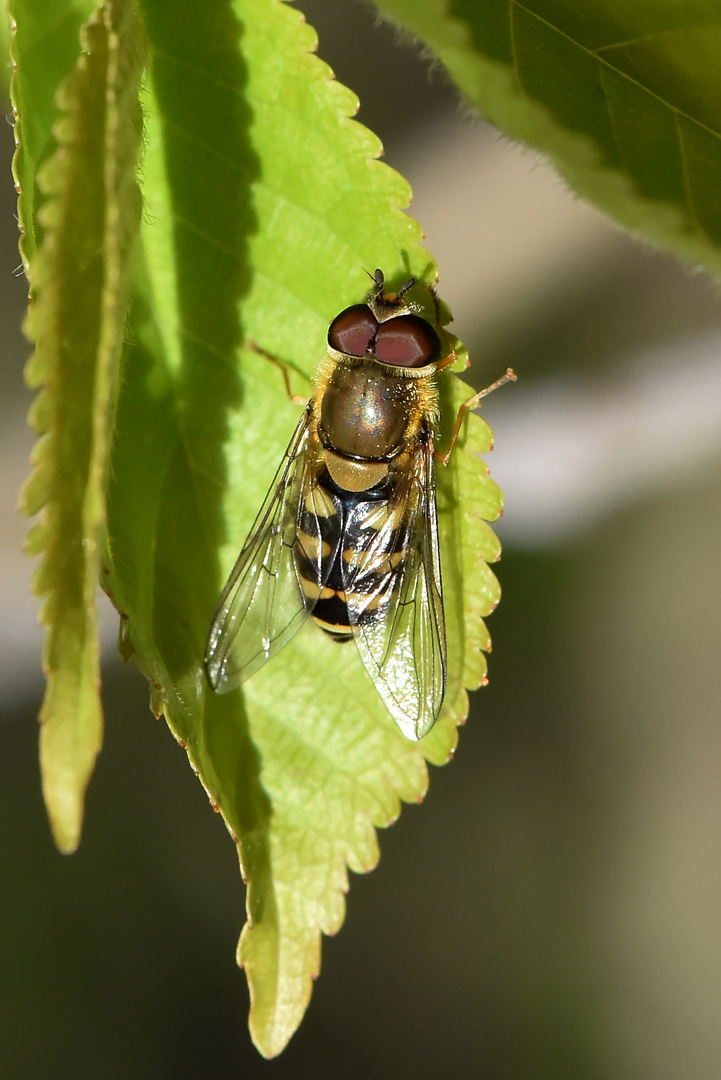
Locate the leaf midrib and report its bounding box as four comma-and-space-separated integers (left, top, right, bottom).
511, 0, 721, 142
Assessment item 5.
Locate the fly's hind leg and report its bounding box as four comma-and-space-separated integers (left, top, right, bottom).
246, 340, 311, 406
436, 367, 517, 467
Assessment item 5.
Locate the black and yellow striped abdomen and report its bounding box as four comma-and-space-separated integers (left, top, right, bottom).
295, 464, 400, 641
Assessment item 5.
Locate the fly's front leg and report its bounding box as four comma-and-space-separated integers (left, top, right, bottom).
246, 340, 310, 406
436, 367, 517, 467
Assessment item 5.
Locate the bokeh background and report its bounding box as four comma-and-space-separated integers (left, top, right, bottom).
3, 3, 721, 1077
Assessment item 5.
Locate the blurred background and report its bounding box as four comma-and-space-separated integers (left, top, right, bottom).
3, 2, 721, 1077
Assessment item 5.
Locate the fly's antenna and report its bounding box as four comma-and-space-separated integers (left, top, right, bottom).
396, 276, 415, 301
371, 268, 415, 306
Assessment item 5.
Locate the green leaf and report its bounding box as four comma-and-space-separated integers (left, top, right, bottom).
374, 0, 721, 277
0, 11, 11, 94
18, 0, 144, 852
9, 0, 99, 268
103, 0, 503, 1055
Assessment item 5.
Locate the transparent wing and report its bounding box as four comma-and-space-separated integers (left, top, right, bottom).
204, 410, 340, 692
342, 437, 446, 740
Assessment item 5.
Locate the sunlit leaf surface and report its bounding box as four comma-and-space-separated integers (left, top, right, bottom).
101, 0, 503, 1056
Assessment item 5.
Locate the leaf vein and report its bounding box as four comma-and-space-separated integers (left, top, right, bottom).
152, 46, 247, 98
512, 1, 721, 143
177, 322, 236, 369
596, 29, 714, 54
156, 112, 256, 183
251, 695, 405, 820
598, 64, 625, 168
508, 0, 521, 89
172, 209, 245, 264
674, 113, 700, 231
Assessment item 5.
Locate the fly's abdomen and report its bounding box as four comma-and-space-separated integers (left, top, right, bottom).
293, 475, 343, 627
309, 553, 354, 641
295, 469, 397, 642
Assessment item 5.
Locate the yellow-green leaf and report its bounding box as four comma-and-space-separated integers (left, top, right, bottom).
18, 0, 144, 852
103, 0, 504, 1055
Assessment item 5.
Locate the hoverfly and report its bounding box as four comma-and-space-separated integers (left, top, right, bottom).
205, 270, 514, 740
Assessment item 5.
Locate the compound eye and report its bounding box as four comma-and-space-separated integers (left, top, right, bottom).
328, 304, 378, 357
374, 314, 442, 367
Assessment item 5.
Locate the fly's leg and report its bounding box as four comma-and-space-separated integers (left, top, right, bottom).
436, 367, 517, 467
246, 340, 311, 406
434, 348, 459, 373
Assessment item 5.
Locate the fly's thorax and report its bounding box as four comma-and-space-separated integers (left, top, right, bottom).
315, 356, 437, 463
